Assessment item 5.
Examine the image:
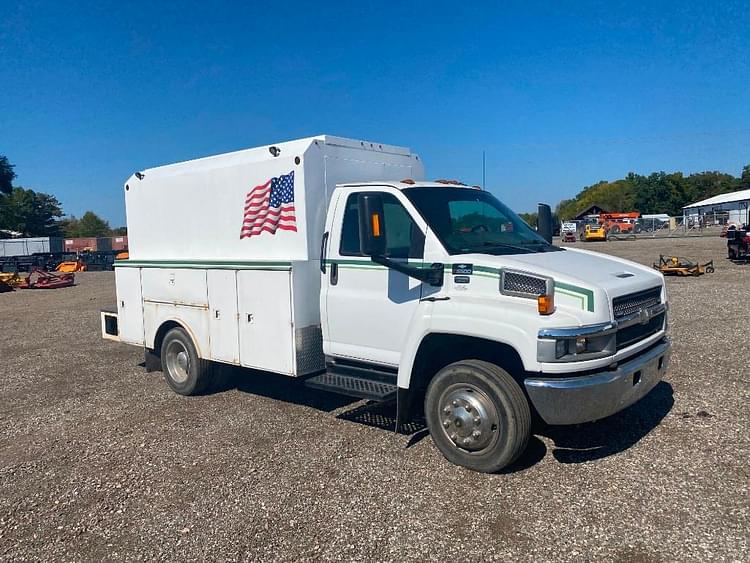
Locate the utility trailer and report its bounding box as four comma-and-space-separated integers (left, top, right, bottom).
103, 135, 671, 473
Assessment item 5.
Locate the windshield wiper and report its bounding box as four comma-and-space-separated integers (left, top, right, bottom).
517, 240, 562, 252
477, 241, 536, 253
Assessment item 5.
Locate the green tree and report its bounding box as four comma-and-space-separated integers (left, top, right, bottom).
112, 226, 127, 236
0, 187, 64, 236
79, 211, 111, 236
518, 212, 537, 227
0, 156, 16, 195
740, 165, 750, 190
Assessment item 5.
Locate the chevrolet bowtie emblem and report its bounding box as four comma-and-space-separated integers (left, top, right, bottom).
639, 308, 651, 325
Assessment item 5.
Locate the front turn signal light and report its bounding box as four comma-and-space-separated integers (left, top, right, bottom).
538, 294, 555, 315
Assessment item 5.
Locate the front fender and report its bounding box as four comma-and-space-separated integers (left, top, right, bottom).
397, 298, 545, 389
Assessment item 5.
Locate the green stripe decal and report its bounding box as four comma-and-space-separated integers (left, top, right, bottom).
115, 259, 292, 270
555, 281, 595, 312
116, 258, 595, 312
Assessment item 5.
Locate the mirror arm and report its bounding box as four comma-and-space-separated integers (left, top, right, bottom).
371, 256, 444, 287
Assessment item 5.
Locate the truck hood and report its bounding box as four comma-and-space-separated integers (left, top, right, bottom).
457, 246, 664, 318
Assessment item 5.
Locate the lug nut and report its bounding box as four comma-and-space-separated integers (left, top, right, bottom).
443, 420, 450, 428
465, 405, 472, 413
474, 417, 481, 425
463, 438, 472, 445
452, 400, 459, 407
472, 430, 482, 438
443, 406, 451, 414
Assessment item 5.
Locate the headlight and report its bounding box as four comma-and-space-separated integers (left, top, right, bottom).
538, 323, 617, 362
553, 336, 593, 359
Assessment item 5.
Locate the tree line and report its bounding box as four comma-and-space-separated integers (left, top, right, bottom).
555, 166, 750, 220
0, 155, 124, 238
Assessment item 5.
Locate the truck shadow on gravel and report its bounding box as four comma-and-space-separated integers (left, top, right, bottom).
205, 366, 674, 472
539, 381, 675, 464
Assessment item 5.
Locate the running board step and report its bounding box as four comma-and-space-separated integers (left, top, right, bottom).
304, 372, 397, 402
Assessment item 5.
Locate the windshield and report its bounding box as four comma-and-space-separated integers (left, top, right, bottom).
403, 187, 559, 256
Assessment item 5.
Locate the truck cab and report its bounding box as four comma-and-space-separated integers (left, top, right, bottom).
316, 180, 669, 471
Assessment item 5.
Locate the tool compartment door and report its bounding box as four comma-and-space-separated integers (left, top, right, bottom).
207, 269, 240, 364
115, 267, 144, 345
237, 269, 295, 375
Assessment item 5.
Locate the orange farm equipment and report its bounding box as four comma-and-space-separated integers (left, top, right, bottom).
56, 259, 87, 273
17, 269, 75, 289
600, 212, 640, 235
653, 255, 714, 276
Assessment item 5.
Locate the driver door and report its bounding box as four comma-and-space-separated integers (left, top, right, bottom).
322, 190, 426, 367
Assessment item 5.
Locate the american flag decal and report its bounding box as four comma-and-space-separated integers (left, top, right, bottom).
240, 171, 297, 238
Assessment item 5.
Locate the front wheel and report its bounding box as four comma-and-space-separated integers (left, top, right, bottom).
425, 360, 531, 473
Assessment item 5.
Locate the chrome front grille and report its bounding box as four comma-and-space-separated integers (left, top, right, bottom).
612, 286, 662, 319
616, 312, 665, 350
612, 286, 665, 350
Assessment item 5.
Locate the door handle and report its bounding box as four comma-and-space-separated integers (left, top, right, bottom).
320, 231, 329, 273
330, 263, 338, 285
215, 310, 220, 319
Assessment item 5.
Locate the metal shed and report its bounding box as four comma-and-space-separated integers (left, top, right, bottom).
683, 188, 750, 227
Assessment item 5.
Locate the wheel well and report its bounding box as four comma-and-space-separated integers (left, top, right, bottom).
402, 334, 525, 419
153, 320, 183, 355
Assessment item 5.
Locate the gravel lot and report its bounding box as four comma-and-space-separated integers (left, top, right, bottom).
1, 236, 747, 561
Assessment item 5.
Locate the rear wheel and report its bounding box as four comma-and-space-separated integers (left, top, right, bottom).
160, 327, 213, 395
425, 360, 531, 473
610, 225, 620, 234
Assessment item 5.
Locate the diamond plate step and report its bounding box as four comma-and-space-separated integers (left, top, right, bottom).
304, 372, 397, 402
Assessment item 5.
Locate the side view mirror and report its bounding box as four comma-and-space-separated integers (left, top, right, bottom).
358, 193, 387, 256
537, 203, 553, 244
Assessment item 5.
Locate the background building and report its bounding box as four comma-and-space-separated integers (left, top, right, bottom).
683, 188, 750, 227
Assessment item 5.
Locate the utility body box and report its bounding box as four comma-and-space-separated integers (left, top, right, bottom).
109, 135, 423, 375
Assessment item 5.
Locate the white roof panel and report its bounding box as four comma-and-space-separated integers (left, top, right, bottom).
683, 188, 750, 209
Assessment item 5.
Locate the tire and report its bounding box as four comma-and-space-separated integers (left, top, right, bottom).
610, 225, 620, 234
160, 327, 213, 396
424, 360, 531, 473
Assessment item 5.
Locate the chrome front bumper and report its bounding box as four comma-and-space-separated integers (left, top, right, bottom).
524, 337, 671, 425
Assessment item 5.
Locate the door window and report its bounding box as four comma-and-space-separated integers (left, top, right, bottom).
339, 193, 424, 259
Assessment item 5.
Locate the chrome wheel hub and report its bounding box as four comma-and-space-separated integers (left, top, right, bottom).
165, 341, 190, 383
439, 384, 498, 452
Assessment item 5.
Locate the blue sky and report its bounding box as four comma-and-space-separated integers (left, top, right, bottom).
2, 1, 749, 226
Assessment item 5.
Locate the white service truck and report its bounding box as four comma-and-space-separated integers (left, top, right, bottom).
102, 135, 671, 472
